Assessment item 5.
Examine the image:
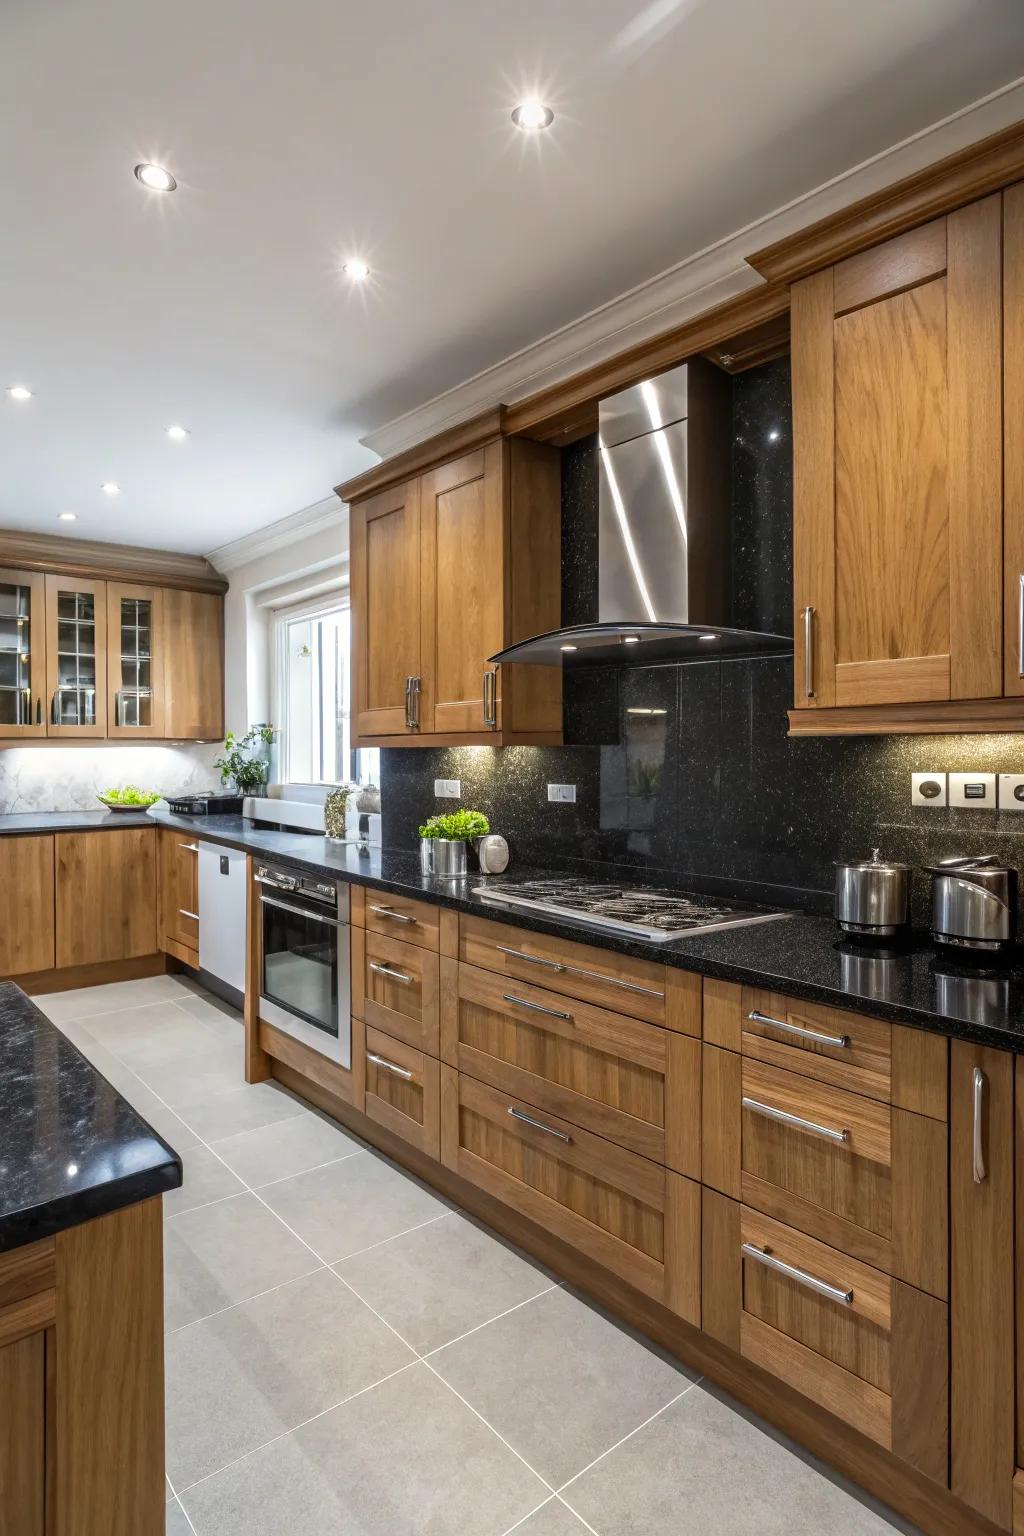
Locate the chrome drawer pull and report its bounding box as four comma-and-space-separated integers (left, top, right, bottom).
803, 604, 815, 699
742, 1096, 849, 1145
747, 1010, 850, 1049
507, 1106, 572, 1143
370, 904, 417, 925
496, 945, 664, 1000
177, 908, 199, 921
367, 1052, 414, 1081
973, 1066, 986, 1184
370, 961, 413, 985
741, 1242, 853, 1305
502, 992, 572, 1022
1018, 574, 1024, 679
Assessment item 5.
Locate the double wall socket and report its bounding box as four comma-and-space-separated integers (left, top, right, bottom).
547, 783, 577, 804
433, 779, 461, 799
911, 771, 1024, 809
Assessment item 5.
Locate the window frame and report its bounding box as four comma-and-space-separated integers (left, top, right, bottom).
272, 593, 352, 788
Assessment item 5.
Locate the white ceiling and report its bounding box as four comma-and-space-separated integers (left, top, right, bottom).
3, 0, 1024, 555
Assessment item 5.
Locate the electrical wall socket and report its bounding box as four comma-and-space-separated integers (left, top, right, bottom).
949, 771, 996, 809
911, 772, 947, 807
998, 773, 1024, 811
433, 779, 461, 798
547, 783, 577, 804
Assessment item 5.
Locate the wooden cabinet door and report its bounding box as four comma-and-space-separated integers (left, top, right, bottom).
350, 478, 422, 738
360, 1022, 440, 1159
161, 589, 223, 740
106, 583, 164, 738
0, 835, 55, 976
950, 1040, 1015, 1529
1003, 184, 1024, 698
0, 1330, 46, 1536
56, 828, 158, 967
44, 574, 107, 737
160, 827, 199, 956
420, 443, 505, 735
793, 198, 1002, 710
0, 567, 47, 737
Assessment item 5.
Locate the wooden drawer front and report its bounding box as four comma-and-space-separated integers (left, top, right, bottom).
458, 913, 669, 1026
443, 960, 675, 1163
364, 931, 439, 1053
440, 1067, 699, 1320
363, 1026, 439, 1159
735, 1207, 947, 1477
365, 892, 441, 951
742, 987, 891, 1101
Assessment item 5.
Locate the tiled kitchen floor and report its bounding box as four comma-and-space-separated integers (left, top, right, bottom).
41, 974, 921, 1536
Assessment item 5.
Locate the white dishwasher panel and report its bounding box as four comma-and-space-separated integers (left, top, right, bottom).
198, 842, 248, 991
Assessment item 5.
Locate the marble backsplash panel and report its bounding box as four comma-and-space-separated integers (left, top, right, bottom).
0, 744, 221, 813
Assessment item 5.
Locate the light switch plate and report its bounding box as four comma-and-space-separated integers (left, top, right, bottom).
949, 771, 996, 809
911, 772, 947, 807
998, 773, 1024, 811
434, 779, 461, 798
547, 783, 576, 804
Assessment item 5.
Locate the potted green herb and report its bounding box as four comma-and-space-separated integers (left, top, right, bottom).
214, 725, 275, 793
418, 809, 490, 878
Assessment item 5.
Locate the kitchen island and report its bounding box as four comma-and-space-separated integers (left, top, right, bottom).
0, 980, 181, 1535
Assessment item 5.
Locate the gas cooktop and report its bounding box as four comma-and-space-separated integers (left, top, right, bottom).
472, 876, 791, 942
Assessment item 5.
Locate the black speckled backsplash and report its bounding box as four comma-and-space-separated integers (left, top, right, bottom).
380, 358, 1024, 919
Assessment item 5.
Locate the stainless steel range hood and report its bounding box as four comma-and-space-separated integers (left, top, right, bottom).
490, 359, 792, 668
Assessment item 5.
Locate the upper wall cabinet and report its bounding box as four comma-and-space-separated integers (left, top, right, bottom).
348, 435, 562, 748
791, 195, 1005, 731
0, 568, 47, 737
107, 582, 164, 738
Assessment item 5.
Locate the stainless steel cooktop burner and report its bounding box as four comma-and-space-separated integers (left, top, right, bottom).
472, 876, 791, 941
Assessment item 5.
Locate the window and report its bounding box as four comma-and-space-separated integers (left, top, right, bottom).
273, 599, 377, 787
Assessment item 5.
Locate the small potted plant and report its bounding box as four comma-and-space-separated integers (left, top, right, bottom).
418, 809, 490, 878
214, 725, 275, 794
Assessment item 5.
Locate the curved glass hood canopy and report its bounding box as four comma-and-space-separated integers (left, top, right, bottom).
491, 359, 792, 669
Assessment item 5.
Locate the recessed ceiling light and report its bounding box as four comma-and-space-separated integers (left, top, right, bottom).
7, 385, 33, 401
344, 259, 370, 281
58, 511, 77, 522
134, 162, 176, 192
166, 424, 190, 441
512, 100, 554, 131
101, 482, 121, 495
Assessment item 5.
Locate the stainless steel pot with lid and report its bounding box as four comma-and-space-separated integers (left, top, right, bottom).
926, 855, 1017, 953
834, 848, 912, 939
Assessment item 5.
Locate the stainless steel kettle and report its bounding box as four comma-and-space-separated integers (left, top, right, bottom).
834, 848, 911, 939
926, 855, 1017, 953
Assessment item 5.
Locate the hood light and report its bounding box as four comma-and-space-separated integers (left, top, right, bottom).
627, 707, 667, 716
560, 643, 577, 652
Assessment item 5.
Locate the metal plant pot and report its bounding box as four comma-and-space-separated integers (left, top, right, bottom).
419, 838, 468, 878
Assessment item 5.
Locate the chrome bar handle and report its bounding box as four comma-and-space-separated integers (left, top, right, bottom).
803, 605, 815, 699
260, 893, 341, 928
35, 696, 41, 727
747, 1010, 850, 1049
495, 945, 665, 999
370, 904, 417, 925
742, 1096, 850, 1145
178, 908, 199, 921
370, 961, 414, 985
407, 675, 421, 729
482, 668, 497, 728
741, 1242, 854, 1305
116, 688, 126, 727
51, 690, 58, 725
497, 944, 564, 972
1018, 574, 1024, 679
973, 1066, 987, 1183
507, 1106, 572, 1143
367, 1052, 414, 1081
502, 992, 572, 1021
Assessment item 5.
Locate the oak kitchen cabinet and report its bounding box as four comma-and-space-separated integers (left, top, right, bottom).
0, 835, 55, 975
791, 195, 1003, 726
345, 433, 562, 747
55, 828, 158, 968
158, 825, 200, 968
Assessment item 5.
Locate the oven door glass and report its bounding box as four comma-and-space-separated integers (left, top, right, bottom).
261, 895, 339, 1040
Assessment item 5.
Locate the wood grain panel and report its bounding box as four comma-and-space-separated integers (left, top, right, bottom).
0, 835, 54, 976
0, 1240, 55, 1311
702, 1044, 741, 1198
55, 827, 157, 967
351, 479, 421, 737
55, 1199, 165, 1536
791, 268, 836, 709
891, 1108, 948, 1301
365, 892, 442, 951
0, 1290, 56, 1349
890, 1282, 948, 1485
363, 1024, 440, 1159
702, 977, 741, 1050
663, 1172, 701, 1326
741, 987, 891, 1101
788, 695, 1024, 736
701, 1187, 740, 1349
1005, 183, 1024, 700
891, 1027, 947, 1120
105, 582, 165, 738
665, 1032, 701, 1181
363, 930, 439, 1054
833, 220, 947, 314
44, 574, 107, 738
161, 587, 223, 739
0, 1330, 46, 1536
664, 968, 702, 1038
742, 1314, 891, 1449
834, 655, 951, 707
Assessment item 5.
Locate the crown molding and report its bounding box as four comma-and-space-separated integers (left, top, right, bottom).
362, 78, 1024, 462
0, 528, 226, 593
207, 497, 343, 573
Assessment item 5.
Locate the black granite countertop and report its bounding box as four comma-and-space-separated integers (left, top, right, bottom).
138, 809, 1024, 1054
0, 982, 182, 1252
0, 809, 156, 833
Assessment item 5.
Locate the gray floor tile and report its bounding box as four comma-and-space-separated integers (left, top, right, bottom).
162, 1146, 247, 1218
38, 973, 191, 1022
164, 1193, 318, 1330
511, 1500, 595, 1536
112, 1013, 232, 1075
176, 991, 243, 1029
135, 1039, 246, 1107
562, 1386, 908, 1535
430, 1286, 690, 1489
211, 1111, 363, 1188
259, 1150, 448, 1263
85, 1000, 206, 1058
166, 1497, 194, 1535
166, 1268, 415, 1488
180, 1362, 548, 1536
337, 1211, 555, 1354
114, 1077, 202, 1155
173, 1081, 306, 1142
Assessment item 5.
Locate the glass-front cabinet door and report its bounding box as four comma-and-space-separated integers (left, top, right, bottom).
44, 574, 107, 737
106, 582, 163, 738
0, 567, 47, 737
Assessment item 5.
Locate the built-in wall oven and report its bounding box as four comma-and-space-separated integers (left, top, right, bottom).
256, 862, 351, 1067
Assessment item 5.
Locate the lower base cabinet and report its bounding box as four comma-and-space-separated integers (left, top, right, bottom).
358, 1020, 440, 1159
56, 828, 158, 968
0, 834, 55, 977
439, 1065, 700, 1323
